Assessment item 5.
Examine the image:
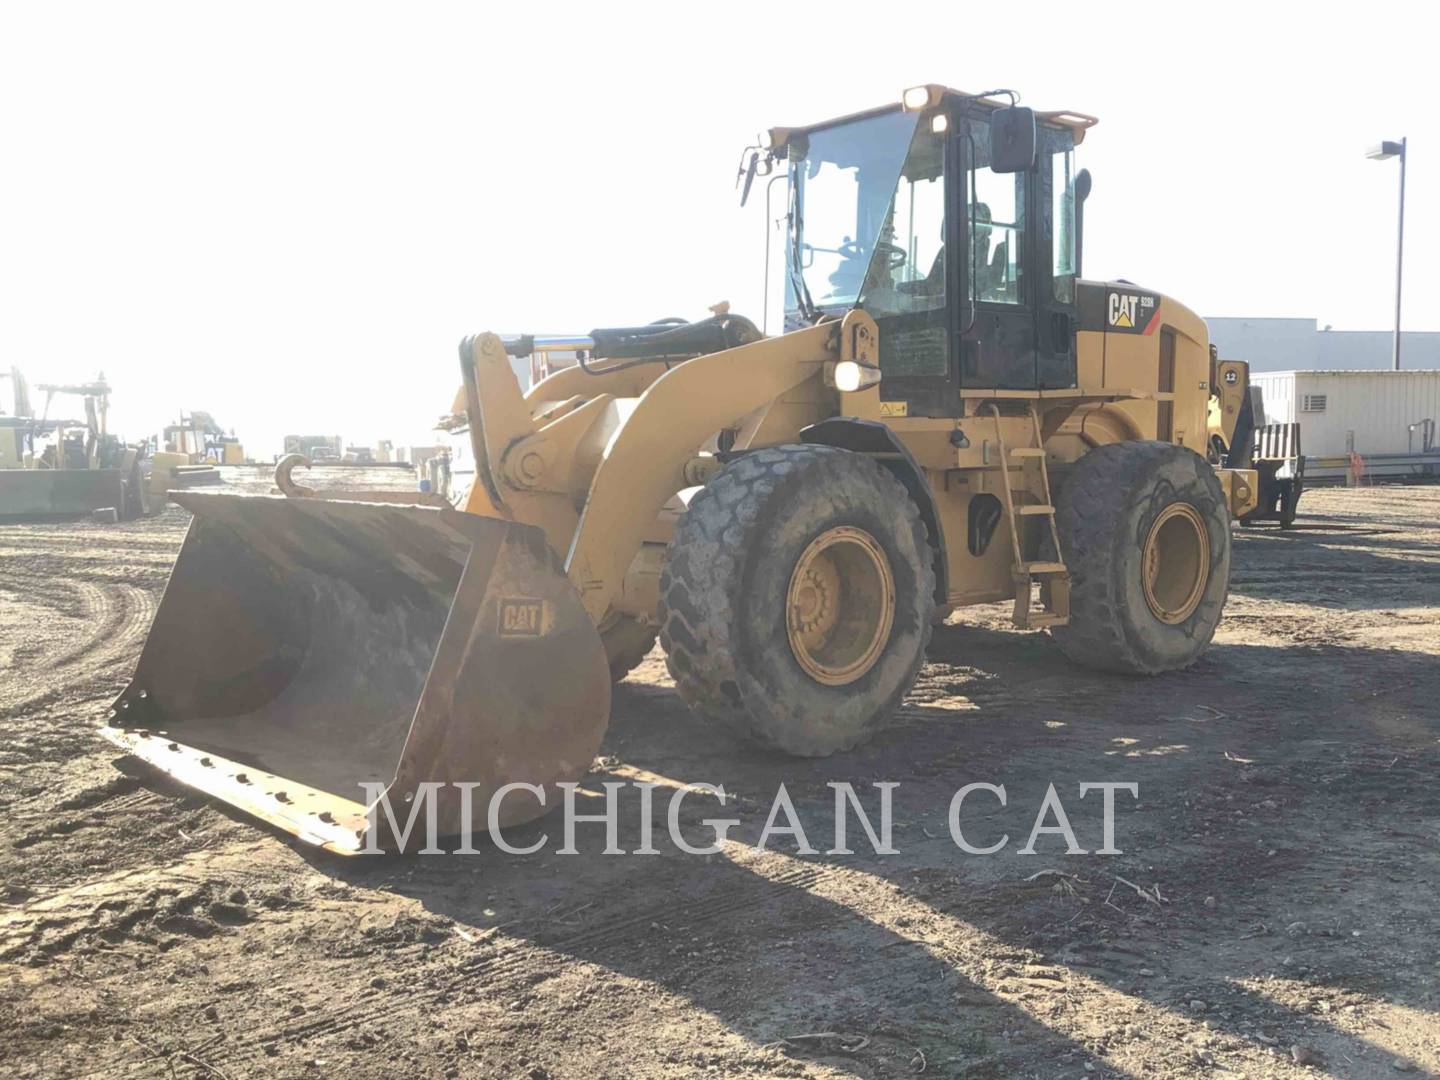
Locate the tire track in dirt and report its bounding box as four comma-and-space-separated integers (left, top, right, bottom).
52, 582, 155, 672
0, 579, 155, 717
5, 782, 179, 864
12, 852, 822, 1075
202, 863, 825, 1070
0, 841, 277, 957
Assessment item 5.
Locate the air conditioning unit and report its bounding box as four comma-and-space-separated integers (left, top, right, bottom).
1301, 394, 1327, 413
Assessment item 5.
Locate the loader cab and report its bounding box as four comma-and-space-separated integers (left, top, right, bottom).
780, 88, 1093, 416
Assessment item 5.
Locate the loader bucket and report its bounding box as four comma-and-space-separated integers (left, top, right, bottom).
103, 492, 611, 853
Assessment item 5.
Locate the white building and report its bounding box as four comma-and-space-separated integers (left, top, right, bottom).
1250, 370, 1440, 458
1206, 317, 1440, 373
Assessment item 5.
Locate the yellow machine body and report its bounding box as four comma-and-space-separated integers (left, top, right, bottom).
106, 88, 1258, 852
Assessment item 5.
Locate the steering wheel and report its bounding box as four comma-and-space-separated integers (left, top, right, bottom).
838, 239, 907, 270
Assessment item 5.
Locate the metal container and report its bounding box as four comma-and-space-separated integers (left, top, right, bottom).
1251, 370, 1440, 459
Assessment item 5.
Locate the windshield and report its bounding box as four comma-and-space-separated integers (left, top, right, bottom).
785, 110, 919, 320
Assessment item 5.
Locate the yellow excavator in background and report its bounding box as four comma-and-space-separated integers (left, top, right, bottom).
106, 86, 1257, 852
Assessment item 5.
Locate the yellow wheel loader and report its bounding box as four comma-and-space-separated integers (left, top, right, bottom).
105, 86, 1258, 852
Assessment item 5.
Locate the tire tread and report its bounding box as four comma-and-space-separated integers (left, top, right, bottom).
659, 445, 934, 754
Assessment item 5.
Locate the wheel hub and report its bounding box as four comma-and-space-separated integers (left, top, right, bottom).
1141, 503, 1210, 624
786, 526, 896, 686
792, 567, 833, 634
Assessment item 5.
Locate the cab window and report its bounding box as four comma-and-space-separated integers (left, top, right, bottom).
857, 127, 946, 318
860, 125, 949, 378
1052, 147, 1077, 304
966, 159, 1025, 305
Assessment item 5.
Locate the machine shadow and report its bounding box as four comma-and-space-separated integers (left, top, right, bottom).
291, 626, 1439, 1074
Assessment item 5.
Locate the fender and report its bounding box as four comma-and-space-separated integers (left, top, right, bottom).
566, 322, 834, 622
799, 417, 949, 607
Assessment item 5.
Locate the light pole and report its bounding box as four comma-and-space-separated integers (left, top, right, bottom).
1366, 137, 1407, 370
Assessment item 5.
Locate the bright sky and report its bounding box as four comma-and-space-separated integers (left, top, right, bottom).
2, 2, 1435, 457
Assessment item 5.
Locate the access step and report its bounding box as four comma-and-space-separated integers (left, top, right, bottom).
1020, 561, 1067, 575
1009, 447, 1046, 459
1022, 612, 1070, 629
1017, 504, 1055, 516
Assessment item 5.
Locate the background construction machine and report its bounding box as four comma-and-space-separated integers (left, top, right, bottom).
0, 366, 33, 469
108, 86, 1259, 852
1209, 371, 1305, 527
164, 410, 245, 466
283, 434, 343, 461
0, 368, 148, 519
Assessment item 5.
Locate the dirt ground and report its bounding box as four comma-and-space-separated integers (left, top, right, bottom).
2, 469, 1438, 1079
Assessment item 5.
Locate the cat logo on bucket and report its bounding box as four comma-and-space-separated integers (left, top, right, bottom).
499, 597, 550, 637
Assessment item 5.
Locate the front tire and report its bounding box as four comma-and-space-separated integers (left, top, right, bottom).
659, 445, 935, 756
1049, 441, 1230, 674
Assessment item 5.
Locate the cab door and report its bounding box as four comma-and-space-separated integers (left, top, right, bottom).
868, 112, 1076, 411
868, 122, 957, 417
1035, 125, 1079, 389
870, 111, 1037, 415
955, 110, 1038, 391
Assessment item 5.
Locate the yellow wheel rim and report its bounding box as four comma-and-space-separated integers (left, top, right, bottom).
1141, 503, 1210, 624
786, 526, 896, 686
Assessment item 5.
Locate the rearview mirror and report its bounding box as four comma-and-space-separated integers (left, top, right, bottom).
989, 106, 1036, 173
739, 151, 759, 207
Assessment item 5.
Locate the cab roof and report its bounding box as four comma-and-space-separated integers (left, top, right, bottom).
768, 84, 1098, 153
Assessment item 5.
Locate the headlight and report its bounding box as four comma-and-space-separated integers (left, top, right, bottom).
902, 86, 933, 111
826, 360, 882, 393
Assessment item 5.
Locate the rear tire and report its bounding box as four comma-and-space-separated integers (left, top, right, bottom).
660, 445, 934, 756
1049, 441, 1230, 674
